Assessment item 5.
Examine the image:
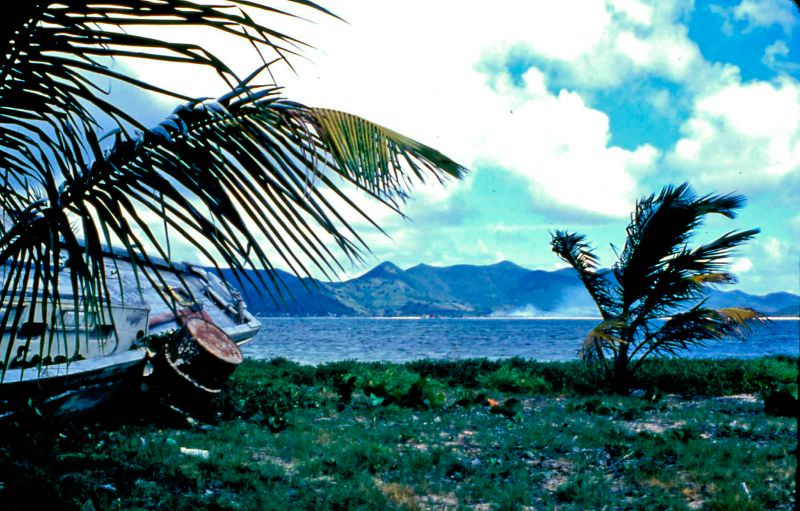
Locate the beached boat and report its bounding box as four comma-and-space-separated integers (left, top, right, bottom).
0, 251, 261, 418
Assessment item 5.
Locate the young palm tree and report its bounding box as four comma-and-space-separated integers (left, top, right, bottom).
551, 183, 762, 389
0, 1, 465, 374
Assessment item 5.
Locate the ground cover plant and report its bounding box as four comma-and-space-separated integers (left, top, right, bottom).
0, 356, 795, 510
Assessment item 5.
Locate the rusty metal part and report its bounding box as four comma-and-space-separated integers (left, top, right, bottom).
164, 316, 242, 393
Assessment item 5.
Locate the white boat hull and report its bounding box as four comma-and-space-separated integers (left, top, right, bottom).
0, 255, 261, 417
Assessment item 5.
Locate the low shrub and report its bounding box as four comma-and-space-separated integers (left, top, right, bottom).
404, 358, 502, 387
763, 382, 798, 417
530, 360, 604, 394
213, 360, 323, 429
631, 357, 798, 396
221, 356, 797, 418
742, 357, 798, 391
477, 363, 550, 394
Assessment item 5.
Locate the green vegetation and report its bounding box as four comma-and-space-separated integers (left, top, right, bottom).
551, 183, 762, 389
0, 356, 795, 510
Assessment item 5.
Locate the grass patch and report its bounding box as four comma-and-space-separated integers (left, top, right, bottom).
0, 356, 795, 510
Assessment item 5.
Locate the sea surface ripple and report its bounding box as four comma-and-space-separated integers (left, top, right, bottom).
241, 317, 799, 365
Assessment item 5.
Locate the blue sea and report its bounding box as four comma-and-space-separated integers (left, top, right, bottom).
241, 317, 799, 365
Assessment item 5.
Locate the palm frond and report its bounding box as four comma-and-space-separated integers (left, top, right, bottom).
550, 230, 617, 319
616, 183, 697, 309
294, 108, 466, 205
0, 0, 331, 220
581, 317, 626, 364
689, 273, 737, 285
717, 307, 764, 327
690, 229, 761, 268
615, 183, 750, 311
630, 227, 759, 321
1, 0, 324, 118
629, 305, 764, 371
693, 190, 747, 218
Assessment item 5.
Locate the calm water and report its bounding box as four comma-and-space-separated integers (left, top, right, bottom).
241, 317, 799, 365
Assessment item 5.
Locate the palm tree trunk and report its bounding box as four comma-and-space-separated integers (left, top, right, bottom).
612, 351, 629, 392
612, 328, 632, 392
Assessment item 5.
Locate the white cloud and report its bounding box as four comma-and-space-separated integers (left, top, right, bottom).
475, 0, 721, 92
763, 237, 785, 261
733, 0, 798, 35
611, 0, 656, 26
150, 0, 663, 218
667, 77, 800, 188
501, 0, 612, 61
731, 257, 753, 273
477, 69, 659, 217
763, 40, 800, 73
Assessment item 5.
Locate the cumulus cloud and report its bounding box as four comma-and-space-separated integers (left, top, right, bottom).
730, 235, 800, 294
666, 76, 800, 189
259, 1, 669, 217
732, 0, 798, 35
477, 0, 733, 94
763, 237, 785, 261
475, 69, 659, 217
762, 40, 800, 73
731, 257, 753, 273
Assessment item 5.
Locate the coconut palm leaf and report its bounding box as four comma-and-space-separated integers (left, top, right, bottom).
302, 108, 464, 201
615, 184, 749, 311
550, 230, 617, 319
1, 1, 331, 190
0, 85, 466, 374
629, 227, 759, 325
629, 305, 764, 372
581, 317, 626, 367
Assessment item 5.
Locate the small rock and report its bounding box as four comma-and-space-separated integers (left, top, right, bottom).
180, 447, 210, 459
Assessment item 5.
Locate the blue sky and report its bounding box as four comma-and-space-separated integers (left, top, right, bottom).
122, 0, 800, 295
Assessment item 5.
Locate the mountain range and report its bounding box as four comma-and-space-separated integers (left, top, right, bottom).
218, 261, 800, 318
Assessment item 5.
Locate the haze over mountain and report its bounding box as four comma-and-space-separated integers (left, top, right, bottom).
219, 261, 800, 318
